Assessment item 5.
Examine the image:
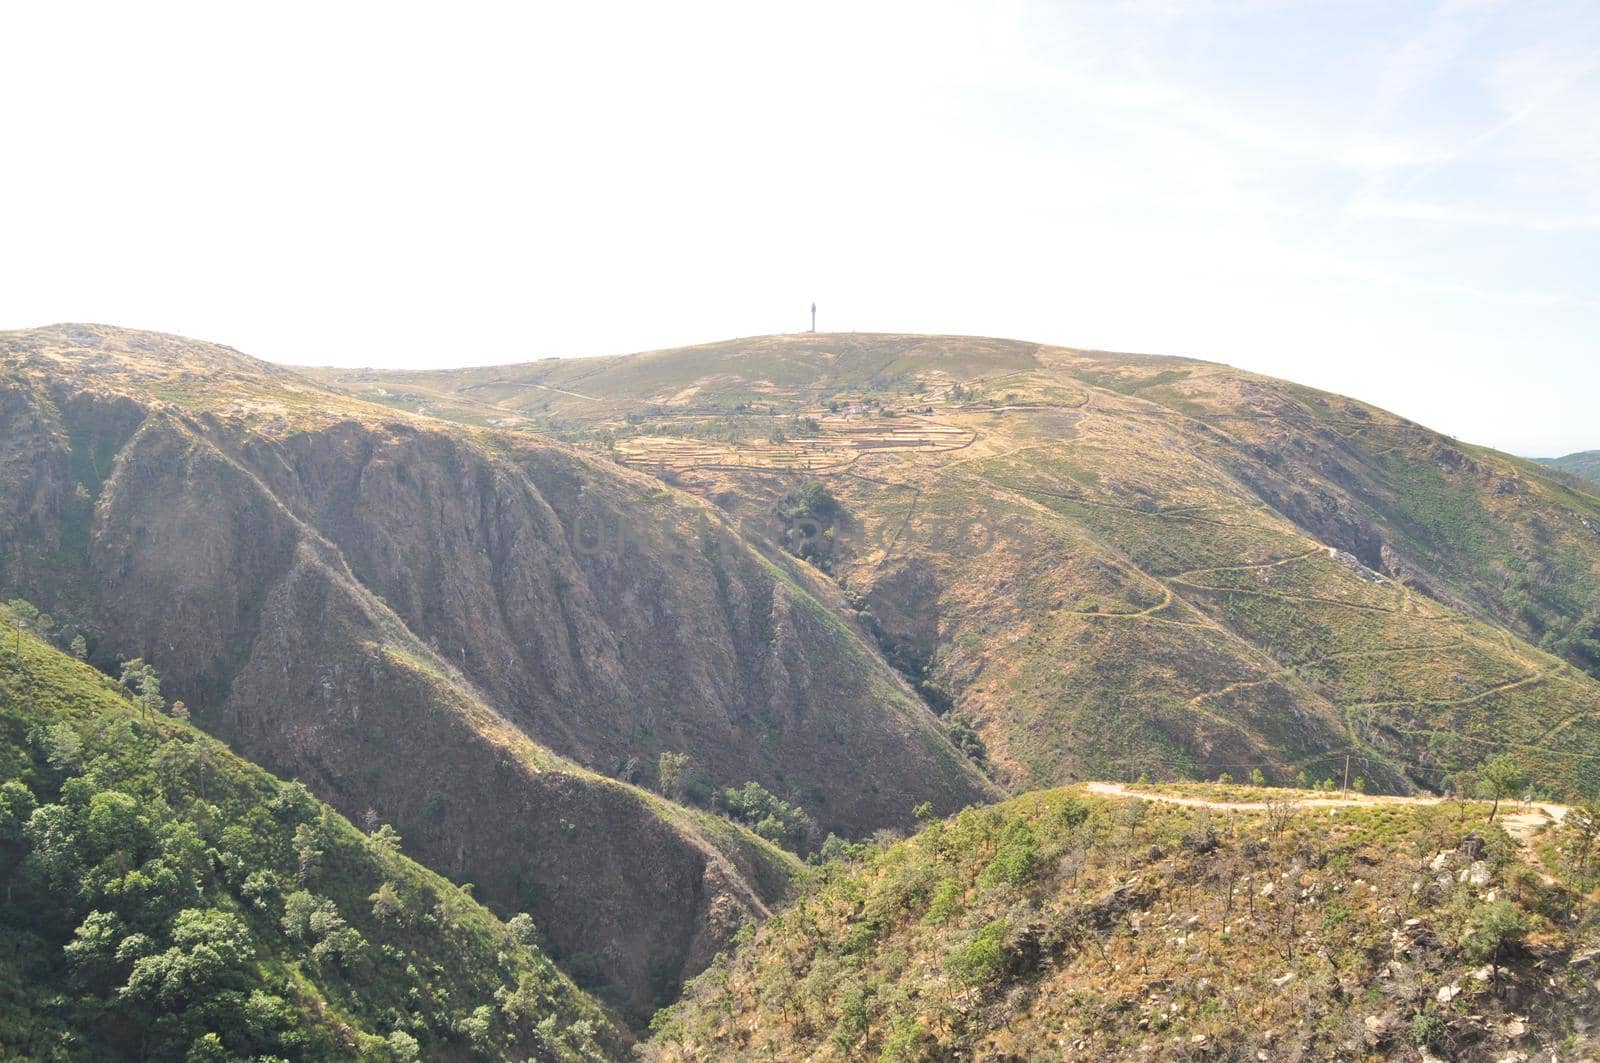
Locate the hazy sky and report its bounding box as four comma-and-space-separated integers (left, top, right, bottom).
3, 2, 1596, 455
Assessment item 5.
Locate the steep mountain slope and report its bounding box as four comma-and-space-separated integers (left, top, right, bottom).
648, 785, 1599, 1061
313, 334, 1600, 800
1541, 450, 1600, 484
0, 603, 623, 1062
0, 325, 993, 1020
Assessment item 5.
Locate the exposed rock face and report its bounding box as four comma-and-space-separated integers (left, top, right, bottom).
242, 420, 987, 836
0, 326, 993, 1020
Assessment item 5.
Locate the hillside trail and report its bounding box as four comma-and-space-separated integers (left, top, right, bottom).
1084, 781, 1569, 879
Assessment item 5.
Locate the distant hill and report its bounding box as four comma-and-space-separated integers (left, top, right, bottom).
314, 333, 1600, 801
0, 602, 622, 1061
1540, 450, 1600, 484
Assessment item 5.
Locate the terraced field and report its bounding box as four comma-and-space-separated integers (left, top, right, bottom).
313, 334, 1600, 801
614, 415, 973, 473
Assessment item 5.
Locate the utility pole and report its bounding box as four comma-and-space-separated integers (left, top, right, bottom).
1342, 754, 1351, 797
810, 302, 816, 333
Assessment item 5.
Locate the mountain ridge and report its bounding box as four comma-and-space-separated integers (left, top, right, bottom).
0, 324, 993, 1022
311, 331, 1600, 801
7, 322, 1600, 1033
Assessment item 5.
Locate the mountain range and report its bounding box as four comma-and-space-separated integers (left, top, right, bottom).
311, 332, 1600, 799
2, 324, 1598, 1058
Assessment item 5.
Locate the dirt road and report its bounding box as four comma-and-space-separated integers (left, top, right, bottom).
1083, 781, 1568, 862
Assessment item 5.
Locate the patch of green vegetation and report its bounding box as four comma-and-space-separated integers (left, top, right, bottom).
0, 605, 620, 1061
712, 781, 818, 853
1539, 450, 1600, 485
651, 785, 1597, 1060
775, 479, 844, 571
1377, 451, 1499, 560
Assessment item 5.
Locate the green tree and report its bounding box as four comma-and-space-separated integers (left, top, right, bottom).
815, 833, 855, 864
137, 672, 165, 720
70, 634, 88, 660
1478, 755, 1527, 824
292, 820, 327, 885
1563, 799, 1600, 878
64, 910, 126, 989
715, 781, 816, 851
656, 752, 694, 800
386, 1030, 421, 1062
84, 789, 149, 863
951, 918, 1010, 985
0, 780, 37, 853
6, 599, 53, 640
369, 882, 404, 924
186, 1032, 230, 1062
943, 716, 988, 766
457, 1004, 495, 1053
281, 890, 330, 941
1460, 899, 1525, 977
120, 908, 253, 1007
241, 990, 305, 1055
34, 721, 84, 776
506, 912, 538, 945
978, 821, 1038, 888
23, 801, 88, 894
1450, 768, 1480, 819
118, 657, 149, 693
370, 822, 402, 854
1410, 1009, 1446, 1051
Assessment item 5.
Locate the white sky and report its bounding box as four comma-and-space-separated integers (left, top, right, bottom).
3, 1, 1596, 455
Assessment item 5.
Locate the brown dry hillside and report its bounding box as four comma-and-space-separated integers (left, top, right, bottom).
0, 325, 994, 1021
311, 333, 1600, 801
646, 784, 1600, 1061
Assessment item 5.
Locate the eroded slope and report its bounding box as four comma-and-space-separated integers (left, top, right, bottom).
0, 325, 993, 1019
316, 334, 1600, 800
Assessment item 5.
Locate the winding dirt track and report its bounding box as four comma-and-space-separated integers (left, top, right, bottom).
1082, 782, 1569, 864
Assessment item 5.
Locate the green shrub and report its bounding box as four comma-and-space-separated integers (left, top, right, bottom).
1410, 1008, 1446, 1050
925, 879, 962, 924
951, 918, 1010, 985
715, 781, 816, 852
979, 822, 1038, 888
1460, 900, 1524, 965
